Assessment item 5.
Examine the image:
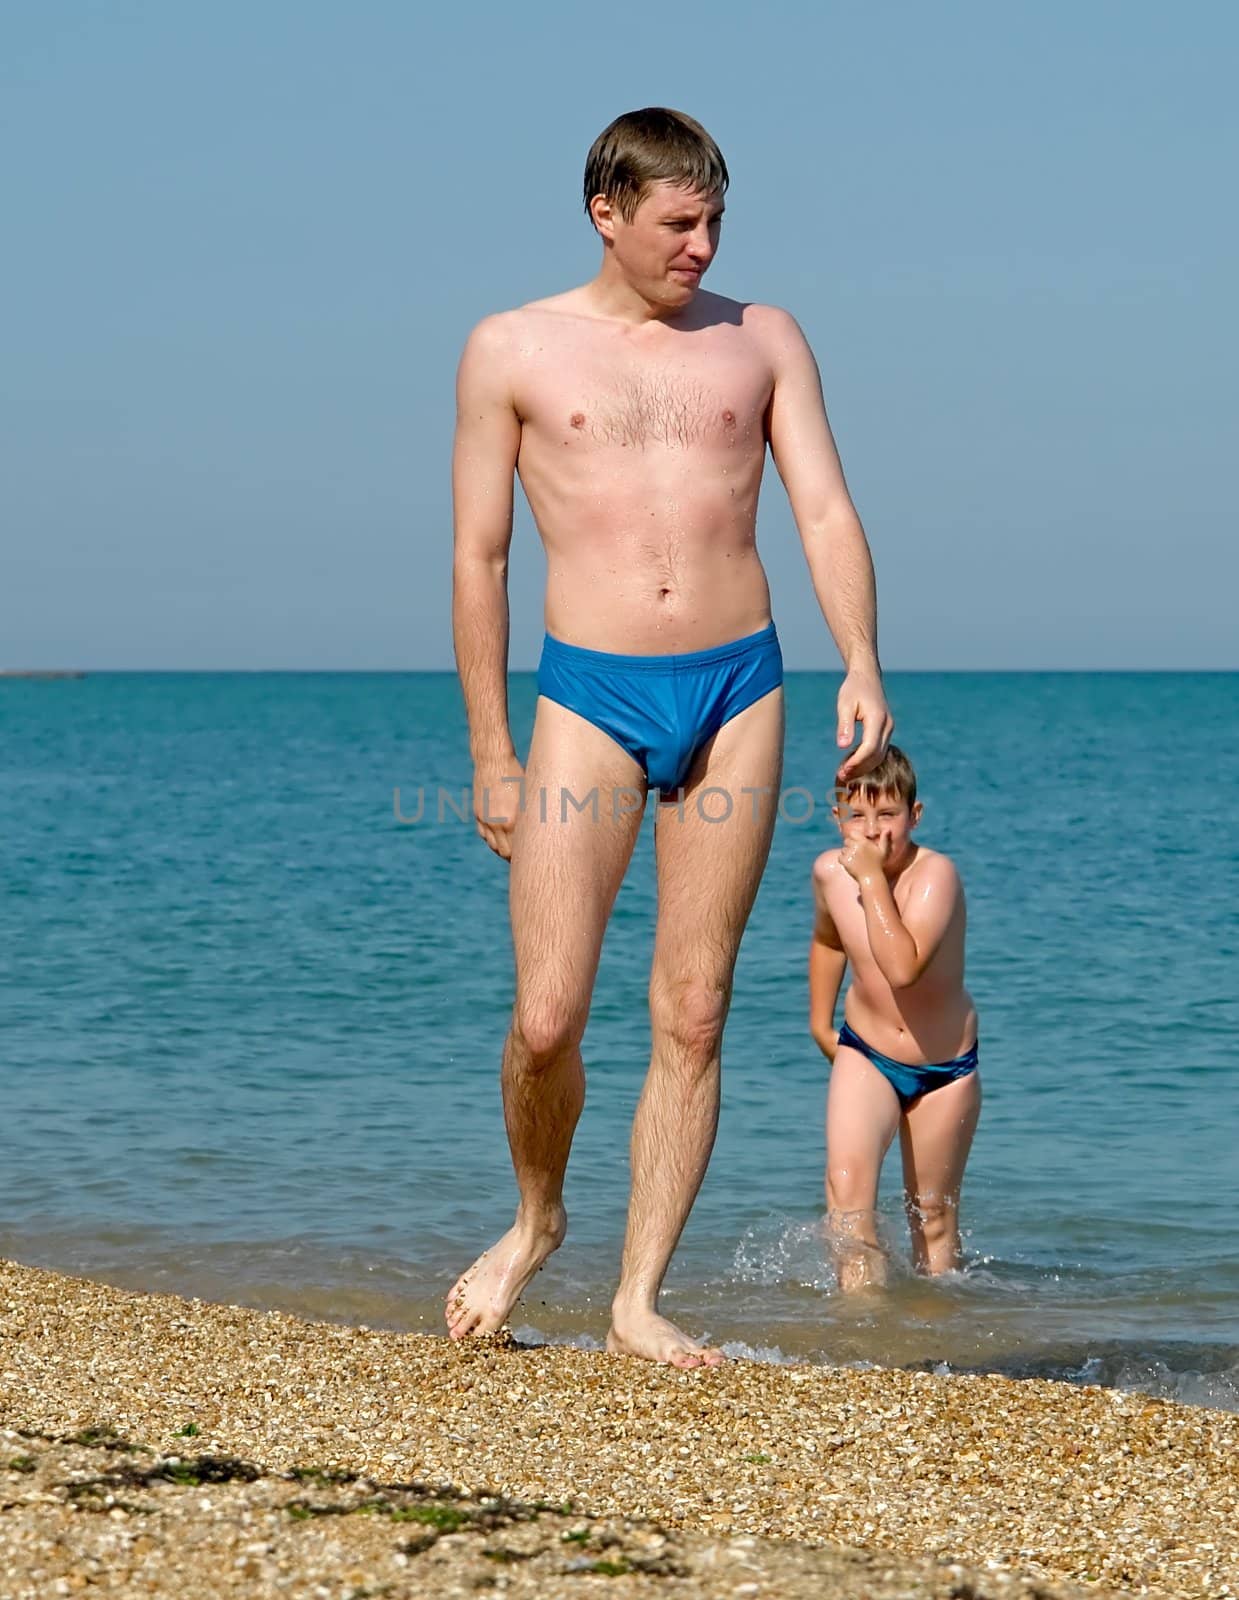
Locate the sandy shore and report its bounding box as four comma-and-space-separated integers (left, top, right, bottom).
1, 1260, 1234, 1598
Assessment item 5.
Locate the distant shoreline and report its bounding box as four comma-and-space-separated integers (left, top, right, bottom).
0, 669, 86, 680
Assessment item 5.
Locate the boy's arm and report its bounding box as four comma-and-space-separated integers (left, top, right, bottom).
809, 861, 848, 1059
452, 315, 522, 860
841, 846, 961, 991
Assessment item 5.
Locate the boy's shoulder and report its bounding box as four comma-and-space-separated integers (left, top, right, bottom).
907, 844, 964, 891
811, 847, 842, 887
810, 844, 963, 891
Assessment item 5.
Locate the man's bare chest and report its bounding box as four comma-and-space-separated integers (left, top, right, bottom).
516, 342, 772, 451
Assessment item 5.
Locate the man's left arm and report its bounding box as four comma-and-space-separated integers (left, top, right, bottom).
760, 307, 893, 780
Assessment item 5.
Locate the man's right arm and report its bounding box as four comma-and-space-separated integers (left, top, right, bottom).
452, 315, 523, 859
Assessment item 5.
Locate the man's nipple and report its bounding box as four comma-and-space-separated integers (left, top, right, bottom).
569, 412, 586, 430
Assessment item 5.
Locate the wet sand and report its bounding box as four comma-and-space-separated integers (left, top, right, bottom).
0, 1258, 1234, 1598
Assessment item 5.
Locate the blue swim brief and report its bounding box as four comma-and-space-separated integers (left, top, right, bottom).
536, 624, 783, 799
837, 1020, 978, 1110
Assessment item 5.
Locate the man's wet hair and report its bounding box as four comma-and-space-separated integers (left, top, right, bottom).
839, 745, 918, 809
584, 107, 728, 224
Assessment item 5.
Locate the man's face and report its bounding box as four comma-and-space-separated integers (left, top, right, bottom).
605, 181, 725, 309
834, 788, 921, 871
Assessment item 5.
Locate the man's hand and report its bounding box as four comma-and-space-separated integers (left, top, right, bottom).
473, 763, 525, 861
836, 667, 893, 783
839, 834, 889, 883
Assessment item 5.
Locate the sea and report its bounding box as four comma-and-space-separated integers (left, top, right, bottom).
2, 671, 1236, 1409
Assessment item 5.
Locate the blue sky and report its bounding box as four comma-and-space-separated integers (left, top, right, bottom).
2, 1, 1235, 669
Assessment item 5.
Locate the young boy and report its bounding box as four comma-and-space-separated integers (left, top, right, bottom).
810, 746, 980, 1290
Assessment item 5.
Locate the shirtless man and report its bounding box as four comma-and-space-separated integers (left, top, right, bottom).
448, 107, 892, 1366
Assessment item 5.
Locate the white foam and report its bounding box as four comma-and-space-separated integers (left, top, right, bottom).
719, 1340, 796, 1365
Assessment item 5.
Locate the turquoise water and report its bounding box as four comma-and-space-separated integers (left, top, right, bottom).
2, 672, 1237, 1408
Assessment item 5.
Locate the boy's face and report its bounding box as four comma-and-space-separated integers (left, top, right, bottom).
833, 787, 922, 872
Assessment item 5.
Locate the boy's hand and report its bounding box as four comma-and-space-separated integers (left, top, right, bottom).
817, 1027, 840, 1061
839, 835, 889, 882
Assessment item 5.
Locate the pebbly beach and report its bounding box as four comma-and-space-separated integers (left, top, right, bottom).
0, 1257, 1234, 1599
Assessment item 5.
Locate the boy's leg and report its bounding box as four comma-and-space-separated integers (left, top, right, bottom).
898, 1072, 982, 1275
826, 1047, 902, 1291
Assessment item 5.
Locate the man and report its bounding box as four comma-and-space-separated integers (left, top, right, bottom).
448, 107, 892, 1367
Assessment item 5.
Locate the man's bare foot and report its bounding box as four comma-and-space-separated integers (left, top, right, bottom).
445, 1213, 565, 1339
606, 1303, 725, 1369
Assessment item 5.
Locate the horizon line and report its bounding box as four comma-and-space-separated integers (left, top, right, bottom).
4, 666, 1237, 678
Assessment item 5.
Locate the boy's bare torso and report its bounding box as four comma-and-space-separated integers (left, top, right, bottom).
496, 287, 780, 653
818, 845, 978, 1063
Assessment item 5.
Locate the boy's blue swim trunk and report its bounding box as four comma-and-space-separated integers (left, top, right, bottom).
536, 623, 783, 799
837, 1021, 979, 1109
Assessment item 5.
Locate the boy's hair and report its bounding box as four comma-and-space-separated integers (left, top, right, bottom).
583, 107, 728, 224
839, 745, 918, 809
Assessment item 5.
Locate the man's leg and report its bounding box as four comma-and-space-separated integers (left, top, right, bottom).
607, 688, 782, 1367
448, 701, 645, 1338
825, 1048, 902, 1291
898, 1072, 982, 1275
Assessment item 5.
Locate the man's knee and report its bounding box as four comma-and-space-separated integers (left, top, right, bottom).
649, 974, 730, 1066
510, 995, 587, 1068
